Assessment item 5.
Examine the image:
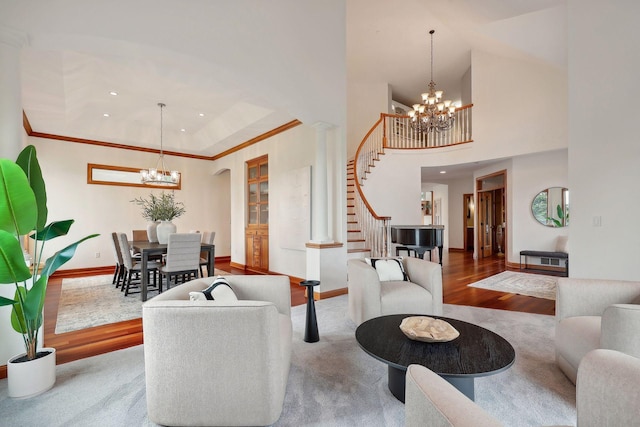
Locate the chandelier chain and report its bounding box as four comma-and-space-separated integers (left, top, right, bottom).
408, 29, 456, 134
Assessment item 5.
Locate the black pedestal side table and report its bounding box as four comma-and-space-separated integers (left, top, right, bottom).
299, 280, 320, 342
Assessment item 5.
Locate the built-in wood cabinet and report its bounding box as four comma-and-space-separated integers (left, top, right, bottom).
245, 155, 269, 272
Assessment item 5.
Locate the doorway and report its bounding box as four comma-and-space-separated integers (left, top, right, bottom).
475, 171, 506, 260
463, 193, 474, 252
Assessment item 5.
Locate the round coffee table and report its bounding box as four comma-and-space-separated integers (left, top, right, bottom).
355, 314, 515, 402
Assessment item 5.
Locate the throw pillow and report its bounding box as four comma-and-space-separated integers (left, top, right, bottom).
630, 294, 640, 305
365, 257, 408, 281
189, 276, 238, 302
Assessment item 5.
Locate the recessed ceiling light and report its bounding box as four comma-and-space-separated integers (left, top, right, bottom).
198, 113, 205, 117
109, 91, 118, 96
440, 170, 446, 174
103, 113, 110, 117
180, 128, 186, 132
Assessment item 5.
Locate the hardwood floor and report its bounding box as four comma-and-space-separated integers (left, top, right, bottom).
39, 251, 553, 369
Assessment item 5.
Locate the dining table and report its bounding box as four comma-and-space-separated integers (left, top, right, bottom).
131, 241, 215, 301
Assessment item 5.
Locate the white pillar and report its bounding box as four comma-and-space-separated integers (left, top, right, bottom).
0, 26, 27, 160
311, 121, 333, 243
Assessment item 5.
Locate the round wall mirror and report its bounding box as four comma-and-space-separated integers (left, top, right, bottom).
531, 187, 569, 227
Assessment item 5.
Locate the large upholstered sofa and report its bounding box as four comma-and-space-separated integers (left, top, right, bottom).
347, 257, 443, 326
404, 349, 640, 427
142, 275, 292, 427
555, 277, 640, 383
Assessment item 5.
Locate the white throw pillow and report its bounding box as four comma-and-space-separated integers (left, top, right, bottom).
189, 276, 238, 302
365, 257, 408, 281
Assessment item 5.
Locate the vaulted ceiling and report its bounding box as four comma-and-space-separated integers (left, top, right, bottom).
2, 0, 566, 158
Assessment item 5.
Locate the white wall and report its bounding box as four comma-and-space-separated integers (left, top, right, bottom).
28, 137, 230, 269
444, 177, 475, 250
568, 0, 640, 280
346, 80, 391, 158
510, 150, 568, 260
212, 123, 347, 283
471, 50, 568, 161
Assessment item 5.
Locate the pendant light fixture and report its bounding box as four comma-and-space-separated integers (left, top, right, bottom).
140, 103, 180, 185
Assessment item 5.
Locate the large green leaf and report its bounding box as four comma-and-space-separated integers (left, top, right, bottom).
0, 295, 17, 306
0, 230, 32, 284
40, 234, 99, 279
0, 159, 37, 235
10, 286, 28, 334
21, 273, 47, 325
16, 145, 48, 230
31, 219, 74, 241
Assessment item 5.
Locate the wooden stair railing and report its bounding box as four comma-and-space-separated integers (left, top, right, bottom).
352, 105, 473, 258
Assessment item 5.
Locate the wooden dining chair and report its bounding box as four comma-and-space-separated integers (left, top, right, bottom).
159, 233, 202, 289
132, 229, 148, 241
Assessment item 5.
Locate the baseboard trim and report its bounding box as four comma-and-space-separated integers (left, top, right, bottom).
316, 287, 347, 300
51, 266, 114, 279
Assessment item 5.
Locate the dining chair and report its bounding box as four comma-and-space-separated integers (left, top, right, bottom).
110, 232, 125, 288
159, 233, 202, 289
117, 232, 160, 296
199, 231, 216, 277
132, 229, 148, 241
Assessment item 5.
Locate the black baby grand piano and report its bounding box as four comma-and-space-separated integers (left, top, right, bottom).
391, 225, 444, 266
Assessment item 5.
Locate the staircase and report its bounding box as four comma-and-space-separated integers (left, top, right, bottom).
348, 107, 474, 259
347, 159, 370, 259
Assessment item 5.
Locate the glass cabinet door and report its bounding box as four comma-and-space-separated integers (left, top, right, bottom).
259, 181, 268, 202
259, 204, 268, 225
248, 205, 258, 225
248, 183, 258, 203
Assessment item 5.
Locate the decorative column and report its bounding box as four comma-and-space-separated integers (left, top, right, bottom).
0, 26, 27, 159
306, 122, 346, 302
311, 121, 333, 243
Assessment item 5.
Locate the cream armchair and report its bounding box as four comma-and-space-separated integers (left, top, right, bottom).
142, 275, 292, 427
405, 349, 640, 427
555, 277, 640, 384
347, 257, 443, 326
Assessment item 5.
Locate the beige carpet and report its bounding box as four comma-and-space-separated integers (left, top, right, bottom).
467, 271, 558, 300
6, 295, 577, 426
55, 270, 230, 334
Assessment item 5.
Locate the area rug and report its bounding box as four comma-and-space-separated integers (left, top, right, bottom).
4, 295, 577, 426
55, 270, 230, 334
467, 271, 558, 300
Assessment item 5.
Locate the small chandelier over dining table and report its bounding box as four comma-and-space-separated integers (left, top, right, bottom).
408, 29, 456, 133
140, 103, 180, 185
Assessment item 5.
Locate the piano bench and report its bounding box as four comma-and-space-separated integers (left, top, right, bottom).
396, 246, 416, 257
519, 250, 569, 277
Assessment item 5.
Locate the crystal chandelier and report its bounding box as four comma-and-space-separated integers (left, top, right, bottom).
408, 30, 456, 133
140, 103, 180, 185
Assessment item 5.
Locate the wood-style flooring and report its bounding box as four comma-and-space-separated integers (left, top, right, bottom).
39, 251, 553, 369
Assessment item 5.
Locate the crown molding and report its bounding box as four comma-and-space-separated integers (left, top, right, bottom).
22, 110, 302, 162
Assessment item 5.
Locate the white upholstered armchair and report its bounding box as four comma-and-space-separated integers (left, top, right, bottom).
347, 257, 443, 326
555, 277, 640, 384
142, 275, 292, 427
405, 349, 640, 427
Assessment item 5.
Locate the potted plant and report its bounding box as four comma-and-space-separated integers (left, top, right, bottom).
0, 145, 98, 398
130, 193, 162, 242
131, 192, 185, 244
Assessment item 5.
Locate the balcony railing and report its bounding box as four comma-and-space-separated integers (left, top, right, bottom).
352, 104, 473, 257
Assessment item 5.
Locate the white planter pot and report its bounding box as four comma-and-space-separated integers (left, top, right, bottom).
147, 221, 159, 242
7, 347, 56, 398
156, 220, 177, 244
